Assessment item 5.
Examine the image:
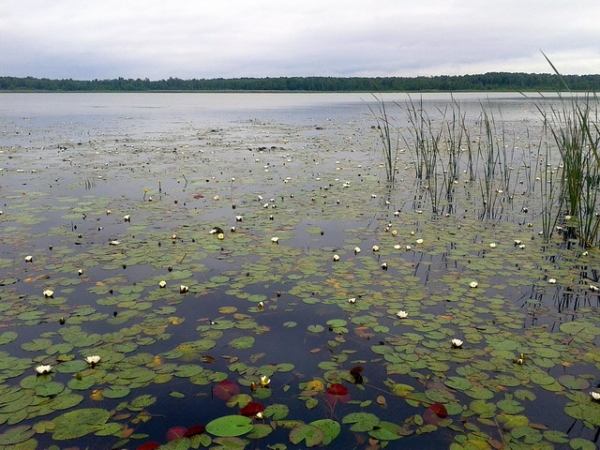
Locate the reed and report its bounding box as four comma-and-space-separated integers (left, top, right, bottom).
369, 95, 398, 184
540, 93, 600, 245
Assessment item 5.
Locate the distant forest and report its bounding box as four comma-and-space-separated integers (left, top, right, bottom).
1, 72, 599, 92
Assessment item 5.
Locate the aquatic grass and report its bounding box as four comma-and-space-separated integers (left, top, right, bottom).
368, 95, 398, 184
538, 92, 600, 246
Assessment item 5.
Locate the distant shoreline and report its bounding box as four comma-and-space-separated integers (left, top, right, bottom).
1, 73, 599, 92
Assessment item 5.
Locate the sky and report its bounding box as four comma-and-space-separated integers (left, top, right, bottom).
2, 0, 599, 80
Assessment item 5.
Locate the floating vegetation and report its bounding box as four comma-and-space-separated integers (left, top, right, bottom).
0, 93, 599, 449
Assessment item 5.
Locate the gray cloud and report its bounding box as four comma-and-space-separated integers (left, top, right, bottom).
2, 0, 598, 79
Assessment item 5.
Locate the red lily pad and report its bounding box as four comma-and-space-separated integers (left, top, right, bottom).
166, 426, 187, 441
326, 383, 349, 396
325, 383, 350, 404
136, 443, 161, 450
423, 403, 448, 425
213, 380, 240, 401
240, 402, 265, 417
184, 424, 206, 437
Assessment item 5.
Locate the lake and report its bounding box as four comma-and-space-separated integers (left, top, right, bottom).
0, 92, 599, 450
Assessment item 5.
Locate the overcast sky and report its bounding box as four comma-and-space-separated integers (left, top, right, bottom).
2, 1, 599, 80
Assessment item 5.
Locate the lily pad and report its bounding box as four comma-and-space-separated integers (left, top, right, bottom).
205, 415, 254, 437
52, 408, 110, 440
289, 424, 324, 447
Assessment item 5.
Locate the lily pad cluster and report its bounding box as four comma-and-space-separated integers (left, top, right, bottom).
0, 96, 599, 449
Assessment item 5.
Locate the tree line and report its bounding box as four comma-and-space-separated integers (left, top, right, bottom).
0, 73, 598, 92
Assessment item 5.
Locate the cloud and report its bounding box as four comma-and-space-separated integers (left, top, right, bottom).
2, 0, 599, 79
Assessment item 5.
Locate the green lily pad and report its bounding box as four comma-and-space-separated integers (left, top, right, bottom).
342, 412, 380, 432
309, 419, 340, 445
289, 424, 324, 447
368, 420, 404, 441
205, 415, 254, 437
52, 408, 110, 440
0, 332, 18, 345
229, 336, 255, 350
558, 374, 590, 390
102, 386, 131, 399
0, 425, 35, 445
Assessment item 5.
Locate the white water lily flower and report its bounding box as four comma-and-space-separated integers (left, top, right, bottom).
348, 297, 356, 304
396, 310, 408, 319
159, 280, 167, 288
78, 269, 84, 276
271, 237, 279, 244
469, 281, 478, 288
514, 240, 522, 245
35, 365, 52, 375
235, 215, 243, 222
217, 233, 224, 240
123, 215, 131, 222
519, 244, 526, 249
230, 226, 236, 232
333, 254, 340, 261
548, 278, 556, 284
109, 240, 120, 246
381, 262, 388, 270
590, 391, 600, 401
372, 245, 380, 252
25, 255, 33, 262
106, 209, 111, 215
180, 285, 189, 293
416, 238, 424, 244
406, 245, 411, 250
257, 301, 264, 308
394, 244, 401, 250
43, 289, 54, 298
451, 339, 463, 348
589, 285, 599, 292
489, 242, 497, 248
85, 355, 101, 365
354, 247, 361, 254
260, 375, 271, 387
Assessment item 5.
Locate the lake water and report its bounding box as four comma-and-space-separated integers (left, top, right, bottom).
0, 92, 599, 450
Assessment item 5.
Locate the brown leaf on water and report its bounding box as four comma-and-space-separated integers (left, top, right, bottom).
121, 424, 134, 438
309, 348, 321, 354
376, 395, 387, 406
201, 355, 216, 363
354, 327, 375, 339
488, 438, 504, 449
